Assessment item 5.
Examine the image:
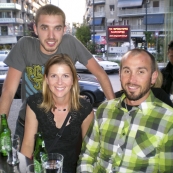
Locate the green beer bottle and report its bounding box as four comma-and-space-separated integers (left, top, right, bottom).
0, 114, 12, 156
33, 132, 47, 173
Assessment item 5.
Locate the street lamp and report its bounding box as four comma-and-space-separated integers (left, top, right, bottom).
145, 0, 150, 50
93, 0, 95, 50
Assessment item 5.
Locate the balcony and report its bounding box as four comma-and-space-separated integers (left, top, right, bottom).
94, 11, 105, 18
32, 2, 41, 9
0, 18, 23, 24
90, 25, 105, 31
90, 0, 105, 5
14, 31, 24, 36
22, 7, 27, 13
0, 3, 21, 10
118, 7, 169, 17
39, 0, 46, 6
130, 24, 165, 32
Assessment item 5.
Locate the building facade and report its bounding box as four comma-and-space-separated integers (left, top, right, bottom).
0, 0, 50, 49
85, 0, 171, 54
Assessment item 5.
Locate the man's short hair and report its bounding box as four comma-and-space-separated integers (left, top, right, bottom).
120, 48, 157, 73
34, 4, 66, 26
168, 40, 173, 51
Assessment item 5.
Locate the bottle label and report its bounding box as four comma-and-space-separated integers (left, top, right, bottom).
0, 136, 11, 156
42, 141, 45, 148
34, 159, 42, 173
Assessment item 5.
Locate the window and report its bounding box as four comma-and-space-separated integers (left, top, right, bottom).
1, 26, 8, 36
123, 19, 129, 25
109, 5, 114, 11
153, 1, 159, 7
137, 18, 142, 25
0, 12, 11, 18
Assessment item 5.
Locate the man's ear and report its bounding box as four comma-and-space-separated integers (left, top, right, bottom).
151, 70, 158, 85
33, 23, 38, 36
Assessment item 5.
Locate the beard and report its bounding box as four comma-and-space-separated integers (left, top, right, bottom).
39, 38, 59, 54
121, 80, 151, 101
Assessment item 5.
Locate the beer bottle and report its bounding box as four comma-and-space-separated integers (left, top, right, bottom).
0, 114, 12, 156
33, 132, 47, 173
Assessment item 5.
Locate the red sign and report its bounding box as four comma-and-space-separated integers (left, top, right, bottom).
107, 25, 131, 42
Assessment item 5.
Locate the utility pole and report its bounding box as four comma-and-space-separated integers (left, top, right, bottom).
145, 0, 149, 50
93, 0, 95, 53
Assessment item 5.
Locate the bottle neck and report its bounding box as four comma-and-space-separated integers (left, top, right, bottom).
1, 116, 9, 129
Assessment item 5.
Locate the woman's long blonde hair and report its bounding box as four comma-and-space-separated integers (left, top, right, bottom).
39, 54, 81, 112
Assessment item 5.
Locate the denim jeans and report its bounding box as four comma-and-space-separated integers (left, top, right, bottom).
14, 117, 24, 151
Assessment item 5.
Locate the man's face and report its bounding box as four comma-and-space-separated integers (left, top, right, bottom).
34, 14, 66, 55
120, 52, 158, 105
168, 49, 173, 65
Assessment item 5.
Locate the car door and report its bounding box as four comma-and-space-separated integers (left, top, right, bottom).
75, 61, 87, 70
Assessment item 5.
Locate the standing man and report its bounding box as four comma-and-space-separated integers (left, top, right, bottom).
77, 49, 173, 172
161, 40, 173, 100
0, 5, 114, 144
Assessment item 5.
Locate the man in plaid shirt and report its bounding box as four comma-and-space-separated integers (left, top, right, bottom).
77, 49, 173, 173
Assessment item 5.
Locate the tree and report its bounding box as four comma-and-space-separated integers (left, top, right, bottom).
75, 25, 91, 48
26, 22, 38, 38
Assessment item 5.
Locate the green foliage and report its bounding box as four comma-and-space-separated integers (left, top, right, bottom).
75, 25, 91, 47
86, 41, 96, 54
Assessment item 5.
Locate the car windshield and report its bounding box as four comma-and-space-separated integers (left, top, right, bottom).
0, 56, 6, 61
94, 57, 105, 61
0, 51, 9, 55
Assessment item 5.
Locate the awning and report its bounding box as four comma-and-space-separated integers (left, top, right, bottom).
118, 0, 143, 8
107, 19, 114, 23
143, 14, 164, 24
0, 36, 17, 44
90, 17, 103, 25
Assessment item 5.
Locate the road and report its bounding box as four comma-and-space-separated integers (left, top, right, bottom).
7, 72, 121, 134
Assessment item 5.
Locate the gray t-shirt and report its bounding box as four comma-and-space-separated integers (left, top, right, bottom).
4, 34, 92, 120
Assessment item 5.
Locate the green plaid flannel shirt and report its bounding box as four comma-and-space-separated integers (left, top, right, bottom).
77, 91, 173, 173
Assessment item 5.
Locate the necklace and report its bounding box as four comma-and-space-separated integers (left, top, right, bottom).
53, 106, 67, 112
57, 108, 67, 111
55, 107, 67, 111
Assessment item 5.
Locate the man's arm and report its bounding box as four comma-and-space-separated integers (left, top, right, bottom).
86, 58, 115, 100
21, 105, 38, 158
77, 118, 100, 172
0, 67, 22, 117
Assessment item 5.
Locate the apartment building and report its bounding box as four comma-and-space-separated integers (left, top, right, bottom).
85, 0, 172, 52
0, 0, 50, 49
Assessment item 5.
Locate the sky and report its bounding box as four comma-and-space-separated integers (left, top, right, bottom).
51, 0, 85, 25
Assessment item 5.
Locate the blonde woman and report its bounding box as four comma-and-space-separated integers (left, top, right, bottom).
21, 54, 94, 173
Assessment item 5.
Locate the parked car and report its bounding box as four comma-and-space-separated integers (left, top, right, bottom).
0, 50, 10, 75
147, 48, 157, 54
0, 74, 105, 106
75, 55, 119, 73
0, 56, 9, 75
0, 50, 10, 57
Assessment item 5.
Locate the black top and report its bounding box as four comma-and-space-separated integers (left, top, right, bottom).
27, 93, 93, 172
115, 87, 173, 108
161, 62, 173, 94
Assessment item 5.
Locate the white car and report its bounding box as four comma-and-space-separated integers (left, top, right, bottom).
0, 53, 9, 75
147, 48, 157, 54
75, 55, 120, 73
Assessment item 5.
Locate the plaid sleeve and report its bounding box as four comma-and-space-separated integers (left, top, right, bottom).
159, 126, 173, 172
77, 117, 100, 173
